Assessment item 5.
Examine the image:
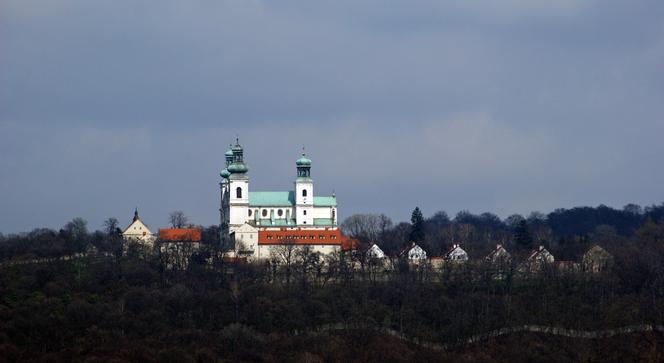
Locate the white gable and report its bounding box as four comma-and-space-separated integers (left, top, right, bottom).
232, 223, 258, 253
367, 244, 385, 259
408, 245, 427, 260
529, 247, 554, 264
487, 245, 511, 263
234, 223, 258, 233
537, 249, 554, 263
122, 219, 152, 237
446, 245, 468, 261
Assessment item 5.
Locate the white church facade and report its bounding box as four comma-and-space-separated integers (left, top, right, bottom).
219, 140, 351, 260
122, 209, 156, 245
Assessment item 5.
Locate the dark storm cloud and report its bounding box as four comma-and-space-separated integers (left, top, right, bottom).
1, 0, 663, 232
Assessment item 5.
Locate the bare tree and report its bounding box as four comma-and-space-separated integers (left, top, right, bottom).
168, 211, 189, 228
527, 212, 552, 246
103, 217, 120, 236
64, 217, 89, 240
295, 246, 322, 287
341, 213, 391, 243
270, 242, 300, 286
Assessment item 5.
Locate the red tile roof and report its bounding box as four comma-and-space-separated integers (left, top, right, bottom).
258, 229, 357, 250
158, 228, 201, 242
341, 237, 359, 251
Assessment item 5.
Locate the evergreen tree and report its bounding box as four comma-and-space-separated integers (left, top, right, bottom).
513, 219, 534, 249
409, 207, 425, 243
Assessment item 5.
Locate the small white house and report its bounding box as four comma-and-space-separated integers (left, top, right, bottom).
519, 245, 555, 273
444, 244, 468, 262
400, 242, 427, 260
122, 209, 156, 245
528, 245, 554, 264
582, 245, 614, 273
231, 223, 258, 257
366, 243, 386, 259
486, 244, 511, 264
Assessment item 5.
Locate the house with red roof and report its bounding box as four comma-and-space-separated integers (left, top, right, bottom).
157, 228, 202, 270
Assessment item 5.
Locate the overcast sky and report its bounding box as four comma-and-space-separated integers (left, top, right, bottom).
1, 0, 663, 233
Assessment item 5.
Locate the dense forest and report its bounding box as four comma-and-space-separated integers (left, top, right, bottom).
1, 203, 664, 362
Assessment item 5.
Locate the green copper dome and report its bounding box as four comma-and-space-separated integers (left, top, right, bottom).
228, 162, 248, 174
220, 168, 231, 179
296, 153, 312, 166
224, 146, 234, 167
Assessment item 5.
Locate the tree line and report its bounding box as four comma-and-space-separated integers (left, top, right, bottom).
1, 216, 664, 361
1, 203, 664, 361
340, 203, 664, 260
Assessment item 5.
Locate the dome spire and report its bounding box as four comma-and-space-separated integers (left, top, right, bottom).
133, 207, 139, 222
296, 149, 312, 179
227, 138, 248, 175
221, 143, 234, 179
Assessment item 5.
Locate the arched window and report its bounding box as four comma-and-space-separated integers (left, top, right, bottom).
236, 187, 242, 198
248, 209, 252, 217
262, 209, 268, 217
302, 189, 307, 197
278, 209, 283, 217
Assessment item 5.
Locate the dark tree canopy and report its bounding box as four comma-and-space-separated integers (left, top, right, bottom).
513, 219, 534, 250
426, 211, 450, 231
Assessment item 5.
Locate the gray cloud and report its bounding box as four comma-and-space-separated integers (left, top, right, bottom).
1, 0, 663, 232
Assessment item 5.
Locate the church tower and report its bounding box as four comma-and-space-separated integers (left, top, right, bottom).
227, 139, 249, 229
294, 152, 313, 225
219, 145, 234, 247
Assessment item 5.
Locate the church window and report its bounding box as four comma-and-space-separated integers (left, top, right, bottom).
236, 187, 242, 198
302, 189, 307, 197
303, 210, 307, 215
278, 209, 283, 217
262, 209, 268, 217
248, 210, 252, 217
309, 235, 315, 239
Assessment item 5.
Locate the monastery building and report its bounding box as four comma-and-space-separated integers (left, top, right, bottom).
219, 140, 350, 260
